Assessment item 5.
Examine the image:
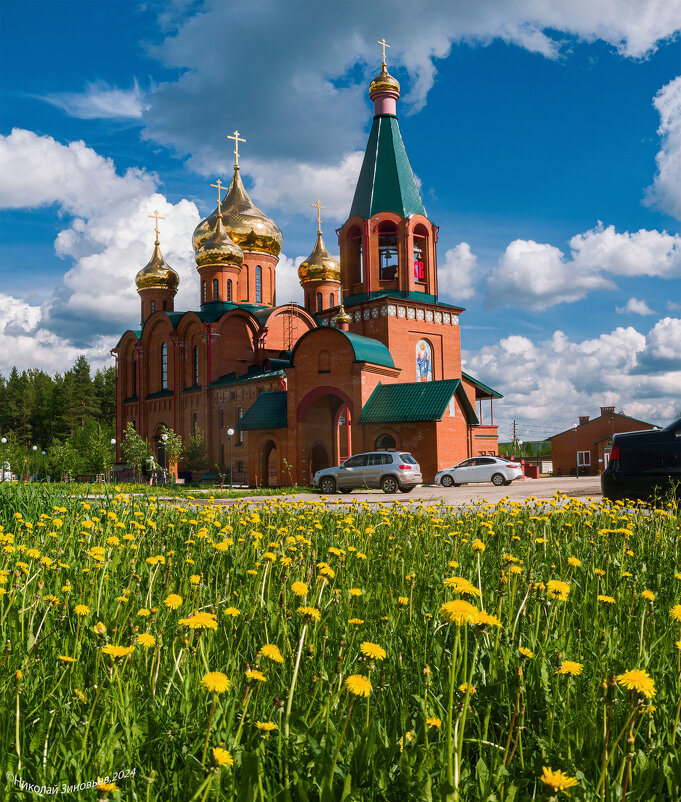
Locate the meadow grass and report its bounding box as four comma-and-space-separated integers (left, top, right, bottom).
1, 482, 679, 800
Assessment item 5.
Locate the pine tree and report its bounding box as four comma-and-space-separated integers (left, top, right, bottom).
184, 426, 209, 472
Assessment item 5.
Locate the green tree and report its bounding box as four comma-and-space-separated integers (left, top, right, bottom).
45, 439, 79, 482
120, 421, 152, 478
184, 426, 208, 472
71, 419, 115, 475
160, 425, 183, 481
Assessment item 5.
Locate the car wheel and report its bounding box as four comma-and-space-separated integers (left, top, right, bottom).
441, 474, 454, 487
320, 477, 337, 494
339, 488, 352, 494
381, 476, 399, 494
491, 473, 505, 487
399, 486, 415, 493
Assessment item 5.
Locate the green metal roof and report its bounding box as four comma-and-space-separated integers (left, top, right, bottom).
341, 289, 465, 312
208, 368, 285, 389
461, 371, 503, 399
359, 379, 478, 424
290, 329, 395, 369
349, 114, 427, 219
237, 391, 287, 430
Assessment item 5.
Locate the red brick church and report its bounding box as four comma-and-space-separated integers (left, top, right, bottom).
113, 53, 501, 485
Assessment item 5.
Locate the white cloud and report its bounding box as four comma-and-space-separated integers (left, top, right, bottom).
485, 223, 681, 310
275, 254, 305, 307
645, 76, 681, 220
463, 318, 681, 436
438, 242, 478, 302
616, 297, 656, 315
42, 80, 149, 120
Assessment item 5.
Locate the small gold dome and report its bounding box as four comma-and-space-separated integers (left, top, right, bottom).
136, 242, 179, 291
369, 63, 400, 97
193, 169, 282, 257
332, 303, 351, 325
195, 213, 244, 268
298, 233, 341, 284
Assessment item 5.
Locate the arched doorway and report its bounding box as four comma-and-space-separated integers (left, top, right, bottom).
311, 444, 330, 475
297, 387, 353, 483
260, 440, 278, 487
375, 433, 396, 451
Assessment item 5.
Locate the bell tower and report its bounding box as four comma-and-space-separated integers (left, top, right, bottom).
338, 39, 438, 302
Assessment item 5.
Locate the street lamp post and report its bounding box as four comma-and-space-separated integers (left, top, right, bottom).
110, 438, 116, 482
0, 437, 6, 482
227, 428, 235, 489
41, 451, 46, 482
32, 445, 38, 482
161, 433, 168, 483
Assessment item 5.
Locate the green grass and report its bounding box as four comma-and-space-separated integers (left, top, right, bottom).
0, 483, 679, 800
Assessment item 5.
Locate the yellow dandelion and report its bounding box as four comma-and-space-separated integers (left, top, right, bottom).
254, 721, 278, 732
669, 604, 681, 623
297, 606, 321, 622
212, 747, 233, 767
101, 645, 134, 659
224, 606, 240, 617
360, 641, 387, 661
398, 596, 409, 606
137, 608, 150, 617
426, 716, 442, 729
74, 688, 87, 703
349, 588, 363, 597
348, 618, 364, 625
291, 581, 308, 597
96, 780, 119, 793
616, 668, 656, 698
471, 538, 486, 553
598, 595, 616, 604
443, 576, 481, 597
93, 621, 107, 635
641, 589, 655, 602
540, 767, 579, 795
567, 557, 581, 567
245, 669, 267, 682
459, 682, 476, 695
74, 604, 90, 616
547, 580, 570, 601
136, 633, 156, 648
178, 611, 218, 630
58, 655, 76, 663
259, 644, 284, 663
344, 674, 372, 697
164, 593, 183, 610
440, 599, 479, 626
476, 610, 502, 628
557, 660, 583, 676
201, 671, 231, 693
519, 647, 534, 659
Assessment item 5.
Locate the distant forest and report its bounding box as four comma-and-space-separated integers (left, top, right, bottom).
0, 355, 115, 448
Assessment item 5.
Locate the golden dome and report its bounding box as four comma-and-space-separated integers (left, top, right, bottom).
332, 302, 351, 325
135, 242, 179, 292
369, 63, 400, 97
195, 212, 244, 268
298, 233, 341, 284
193, 168, 282, 257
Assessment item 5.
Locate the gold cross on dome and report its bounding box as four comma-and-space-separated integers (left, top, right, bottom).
227, 130, 246, 168
148, 209, 165, 242
210, 178, 228, 208
377, 37, 390, 66
310, 199, 326, 235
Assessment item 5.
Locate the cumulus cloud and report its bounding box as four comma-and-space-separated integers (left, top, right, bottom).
645, 76, 681, 220
616, 297, 656, 315
274, 254, 305, 307
42, 80, 149, 120
463, 317, 681, 436
438, 242, 479, 302
485, 223, 681, 310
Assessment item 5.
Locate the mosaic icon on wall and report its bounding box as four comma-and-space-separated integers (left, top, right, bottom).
416, 339, 432, 382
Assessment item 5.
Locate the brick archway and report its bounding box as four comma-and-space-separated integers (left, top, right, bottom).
297, 387, 353, 483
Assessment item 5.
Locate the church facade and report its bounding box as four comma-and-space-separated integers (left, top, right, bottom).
113, 56, 501, 486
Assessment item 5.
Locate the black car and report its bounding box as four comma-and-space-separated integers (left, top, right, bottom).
601, 417, 681, 501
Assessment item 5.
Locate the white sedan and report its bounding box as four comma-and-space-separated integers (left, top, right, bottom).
435, 457, 524, 487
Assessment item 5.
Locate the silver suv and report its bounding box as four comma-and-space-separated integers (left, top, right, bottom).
313, 451, 422, 494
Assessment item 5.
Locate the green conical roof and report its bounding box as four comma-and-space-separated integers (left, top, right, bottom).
349, 115, 426, 219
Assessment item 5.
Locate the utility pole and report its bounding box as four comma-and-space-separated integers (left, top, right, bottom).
512, 420, 518, 454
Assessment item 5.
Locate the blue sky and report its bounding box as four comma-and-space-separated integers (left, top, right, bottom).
1, 0, 680, 439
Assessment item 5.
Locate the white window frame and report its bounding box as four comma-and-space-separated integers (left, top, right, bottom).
577, 450, 591, 467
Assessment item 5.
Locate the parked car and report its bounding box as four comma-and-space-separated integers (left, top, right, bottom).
314, 451, 422, 494
434, 456, 523, 487
601, 417, 681, 501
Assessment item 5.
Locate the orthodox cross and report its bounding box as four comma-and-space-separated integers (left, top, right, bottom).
310, 199, 326, 235
227, 130, 246, 168
210, 178, 228, 211
377, 37, 390, 66
148, 209, 165, 243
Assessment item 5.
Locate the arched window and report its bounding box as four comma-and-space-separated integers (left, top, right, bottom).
243, 264, 249, 300
202, 281, 207, 302
348, 226, 363, 285
213, 278, 219, 301
150, 300, 156, 314
413, 224, 428, 283
375, 433, 396, 451
193, 345, 199, 386
316, 292, 323, 312
255, 266, 262, 303
161, 343, 168, 390
227, 279, 233, 302
330, 293, 335, 307
378, 221, 398, 281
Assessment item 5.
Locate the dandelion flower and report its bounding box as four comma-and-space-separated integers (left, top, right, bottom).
471, 538, 486, 553
459, 683, 476, 695
212, 747, 233, 767
557, 660, 583, 676
616, 668, 656, 698
348, 618, 364, 625
291, 581, 308, 597
349, 588, 363, 597
398, 596, 409, 606
58, 655, 76, 663
136, 633, 156, 648
178, 611, 218, 630
547, 580, 571, 601
245, 669, 266, 682
540, 767, 579, 795
102, 645, 135, 659
443, 576, 481, 597
224, 606, 240, 617
598, 595, 616, 604
201, 671, 230, 693
297, 606, 321, 622
641, 589, 655, 602
254, 721, 278, 732
164, 593, 183, 610
259, 644, 284, 663
74, 688, 87, 704
669, 604, 681, 623
568, 557, 581, 567
93, 621, 107, 635
344, 674, 372, 697
519, 647, 534, 659
476, 610, 502, 628
137, 608, 150, 617
440, 599, 479, 626
74, 604, 90, 616
426, 716, 441, 729
360, 641, 387, 661
96, 780, 119, 793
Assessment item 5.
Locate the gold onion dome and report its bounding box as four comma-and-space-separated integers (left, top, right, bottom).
135, 241, 179, 291
297, 232, 341, 284
369, 62, 400, 97
193, 169, 282, 257
332, 302, 351, 325
195, 212, 244, 268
